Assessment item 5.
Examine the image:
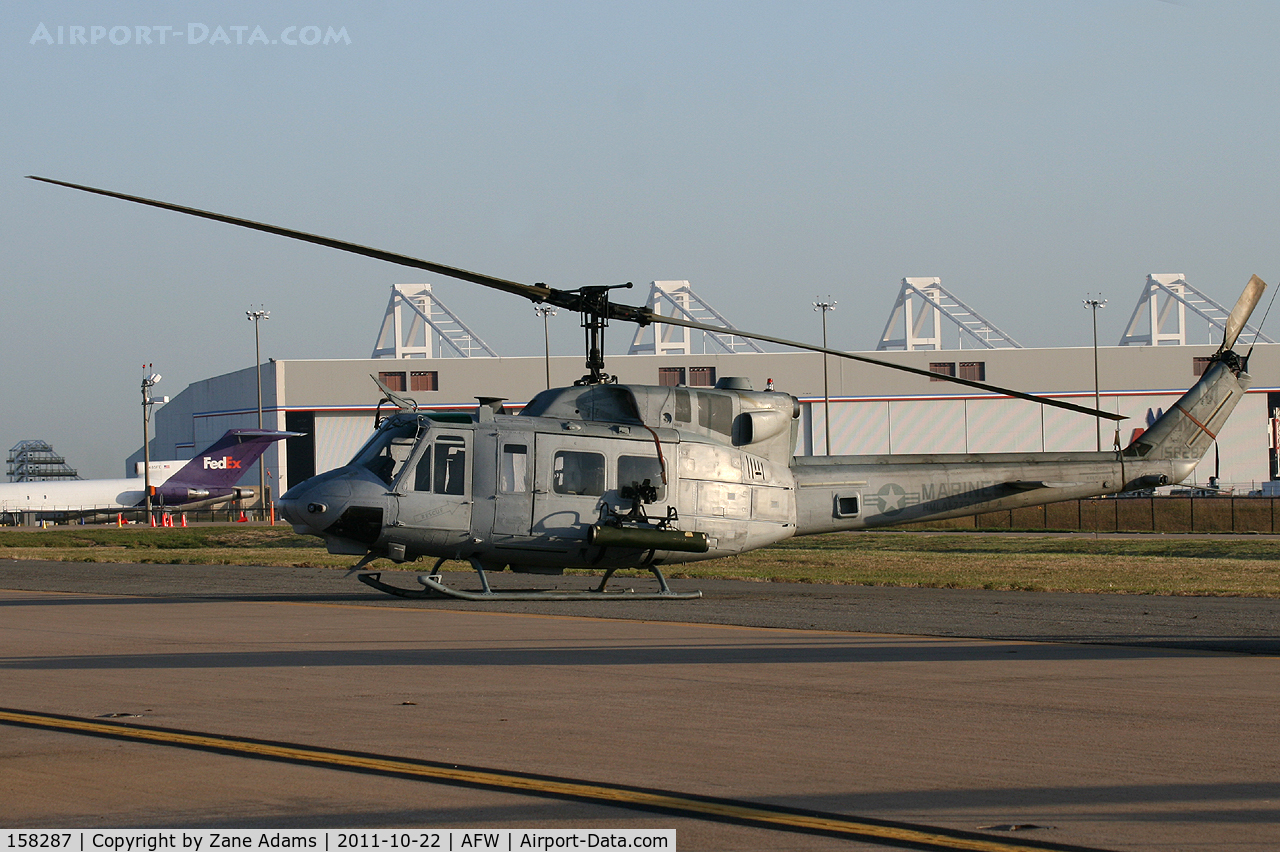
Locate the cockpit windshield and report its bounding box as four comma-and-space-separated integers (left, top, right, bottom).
350, 417, 423, 485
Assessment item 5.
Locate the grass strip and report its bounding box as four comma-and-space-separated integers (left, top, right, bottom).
0, 526, 1276, 596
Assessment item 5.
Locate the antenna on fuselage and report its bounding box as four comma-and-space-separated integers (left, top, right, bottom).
369, 374, 418, 427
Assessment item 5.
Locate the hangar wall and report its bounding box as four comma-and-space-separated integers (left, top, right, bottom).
144, 344, 1280, 497
801, 393, 1269, 489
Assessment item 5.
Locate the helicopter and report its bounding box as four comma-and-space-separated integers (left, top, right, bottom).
29, 176, 1266, 600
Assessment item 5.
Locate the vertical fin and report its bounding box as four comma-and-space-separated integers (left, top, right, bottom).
1124, 275, 1263, 464
167, 430, 296, 488
1124, 360, 1251, 462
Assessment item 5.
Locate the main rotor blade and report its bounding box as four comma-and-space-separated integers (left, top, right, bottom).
647, 312, 1126, 421
27, 176, 555, 305
28, 175, 1121, 421
1220, 274, 1267, 352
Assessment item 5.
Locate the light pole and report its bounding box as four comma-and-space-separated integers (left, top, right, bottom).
813, 298, 837, 455
140, 368, 165, 524
1083, 295, 1107, 451
247, 307, 270, 519
534, 304, 557, 389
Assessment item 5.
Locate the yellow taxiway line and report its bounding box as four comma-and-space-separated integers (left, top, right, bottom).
0, 707, 1111, 852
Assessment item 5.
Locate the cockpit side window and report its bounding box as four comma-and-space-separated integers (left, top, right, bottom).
433, 436, 468, 496
351, 420, 420, 486
413, 449, 432, 492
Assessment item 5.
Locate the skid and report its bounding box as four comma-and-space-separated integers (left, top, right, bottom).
356, 558, 701, 601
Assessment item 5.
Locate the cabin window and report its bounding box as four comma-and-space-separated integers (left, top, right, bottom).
433, 436, 467, 495
618, 454, 666, 502
659, 367, 685, 386
378, 371, 407, 392
835, 494, 860, 518
696, 391, 733, 436
552, 450, 605, 496
929, 363, 955, 381
500, 444, 529, 493
689, 366, 716, 387
674, 388, 691, 422
410, 370, 438, 391
959, 361, 986, 381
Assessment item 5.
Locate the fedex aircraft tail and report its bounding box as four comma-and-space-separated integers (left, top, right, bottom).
168, 430, 297, 489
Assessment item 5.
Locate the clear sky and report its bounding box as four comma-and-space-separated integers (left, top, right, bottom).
5, 0, 1280, 477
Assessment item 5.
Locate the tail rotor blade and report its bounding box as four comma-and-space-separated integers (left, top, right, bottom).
1221, 275, 1267, 352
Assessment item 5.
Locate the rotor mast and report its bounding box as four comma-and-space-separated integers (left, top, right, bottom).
568, 283, 633, 385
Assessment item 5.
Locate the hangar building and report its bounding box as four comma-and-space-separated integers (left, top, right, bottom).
142, 277, 1280, 503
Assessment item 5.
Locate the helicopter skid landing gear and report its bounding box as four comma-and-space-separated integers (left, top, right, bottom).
357, 556, 701, 601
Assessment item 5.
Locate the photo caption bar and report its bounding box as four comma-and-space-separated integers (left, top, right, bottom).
2, 831, 676, 852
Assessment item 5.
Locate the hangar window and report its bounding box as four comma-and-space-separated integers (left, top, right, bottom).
929, 363, 955, 381
410, 370, 438, 391
689, 366, 717, 387
552, 451, 605, 496
378, 371, 406, 392
1193, 357, 1214, 377
659, 367, 686, 386
959, 361, 986, 381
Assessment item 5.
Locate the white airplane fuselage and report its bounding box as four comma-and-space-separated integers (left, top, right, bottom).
0, 475, 177, 514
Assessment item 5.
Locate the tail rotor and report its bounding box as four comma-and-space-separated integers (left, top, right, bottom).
1220, 274, 1267, 354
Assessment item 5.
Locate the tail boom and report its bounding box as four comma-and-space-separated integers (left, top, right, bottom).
1122, 356, 1252, 465
790, 356, 1252, 536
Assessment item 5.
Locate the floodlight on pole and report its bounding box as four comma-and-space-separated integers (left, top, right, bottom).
534, 304, 557, 389
140, 367, 164, 524
1083, 295, 1107, 451
813, 298, 837, 455
247, 307, 270, 519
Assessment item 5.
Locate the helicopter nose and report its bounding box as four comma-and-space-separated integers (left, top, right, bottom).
278, 471, 353, 532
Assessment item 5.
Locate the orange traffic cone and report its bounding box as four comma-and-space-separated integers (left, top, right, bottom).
237, 511, 248, 523
180, 514, 188, 527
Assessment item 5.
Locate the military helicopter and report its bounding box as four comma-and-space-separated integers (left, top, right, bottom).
29, 176, 1266, 600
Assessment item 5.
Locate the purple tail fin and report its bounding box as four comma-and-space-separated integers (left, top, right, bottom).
169, 430, 296, 489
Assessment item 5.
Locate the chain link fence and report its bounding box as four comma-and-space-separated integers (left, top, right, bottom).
912, 496, 1280, 534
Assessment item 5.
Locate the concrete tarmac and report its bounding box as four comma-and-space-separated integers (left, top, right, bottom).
1, 560, 1278, 851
